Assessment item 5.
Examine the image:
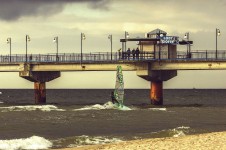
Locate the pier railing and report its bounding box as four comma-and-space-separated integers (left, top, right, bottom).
0, 50, 226, 63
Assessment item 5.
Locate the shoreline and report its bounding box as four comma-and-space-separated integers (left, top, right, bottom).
54, 131, 226, 150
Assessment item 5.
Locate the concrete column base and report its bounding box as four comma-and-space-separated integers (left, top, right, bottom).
20, 70, 60, 104
34, 82, 46, 104
150, 81, 163, 105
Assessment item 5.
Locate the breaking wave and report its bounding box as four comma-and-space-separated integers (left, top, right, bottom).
0, 105, 65, 112
73, 101, 131, 111
53, 135, 122, 149
74, 101, 114, 111
53, 127, 191, 148
0, 136, 52, 150
148, 126, 191, 138
148, 108, 167, 111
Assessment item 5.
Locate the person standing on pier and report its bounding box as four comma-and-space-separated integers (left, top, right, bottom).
135, 47, 140, 59
118, 48, 122, 59
127, 48, 131, 60
132, 48, 136, 60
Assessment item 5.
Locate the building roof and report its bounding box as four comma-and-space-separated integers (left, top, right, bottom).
147, 28, 167, 35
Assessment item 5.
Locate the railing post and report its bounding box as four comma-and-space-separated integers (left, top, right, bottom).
89, 52, 91, 62
64, 53, 66, 62
224, 51, 226, 60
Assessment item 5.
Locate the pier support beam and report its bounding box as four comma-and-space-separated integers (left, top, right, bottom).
34, 82, 46, 104
137, 66, 177, 105
150, 81, 163, 105
20, 68, 60, 104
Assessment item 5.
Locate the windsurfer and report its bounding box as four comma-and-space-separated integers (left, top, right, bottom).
111, 91, 119, 104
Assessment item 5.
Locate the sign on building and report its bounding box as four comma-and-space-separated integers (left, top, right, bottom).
160, 36, 179, 45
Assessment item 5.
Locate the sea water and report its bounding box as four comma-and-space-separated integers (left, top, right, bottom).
0, 89, 226, 149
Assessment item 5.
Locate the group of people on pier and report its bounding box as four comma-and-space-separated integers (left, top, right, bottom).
120, 47, 140, 60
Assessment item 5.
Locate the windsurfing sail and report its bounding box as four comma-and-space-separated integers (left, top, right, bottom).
114, 66, 124, 107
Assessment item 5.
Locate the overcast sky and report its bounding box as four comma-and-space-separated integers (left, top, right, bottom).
0, 0, 226, 89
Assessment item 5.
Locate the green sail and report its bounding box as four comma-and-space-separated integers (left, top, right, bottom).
114, 66, 124, 107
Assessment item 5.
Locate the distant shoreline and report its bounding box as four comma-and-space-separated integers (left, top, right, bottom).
55, 131, 226, 150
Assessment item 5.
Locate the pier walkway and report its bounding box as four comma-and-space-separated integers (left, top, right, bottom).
0, 50, 226, 64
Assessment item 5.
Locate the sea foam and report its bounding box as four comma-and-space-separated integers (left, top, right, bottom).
149, 108, 167, 111
149, 126, 191, 138
66, 135, 122, 148
73, 101, 114, 111
0, 136, 52, 150
172, 126, 190, 137
0, 105, 65, 112
73, 101, 131, 111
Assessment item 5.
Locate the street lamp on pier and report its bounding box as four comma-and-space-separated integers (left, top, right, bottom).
216, 28, 221, 59
81, 33, 86, 65
108, 34, 113, 60
7, 37, 11, 62
184, 32, 191, 54
53, 36, 59, 61
26, 35, 31, 62
125, 31, 129, 51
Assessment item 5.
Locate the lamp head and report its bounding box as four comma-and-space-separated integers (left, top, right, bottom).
7, 38, 11, 44
53, 37, 58, 43
26, 35, 30, 41
125, 31, 129, 38
217, 29, 221, 36
184, 32, 189, 39
82, 33, 86, 40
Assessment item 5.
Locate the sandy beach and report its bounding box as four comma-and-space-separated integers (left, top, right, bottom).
55, 131, 226, 150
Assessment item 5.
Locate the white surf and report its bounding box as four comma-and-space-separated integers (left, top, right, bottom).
0, 105, 65, 112
0, 136, 52, 150
73, 101, 131, 111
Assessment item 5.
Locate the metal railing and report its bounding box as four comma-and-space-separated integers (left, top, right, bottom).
0, 50, 226, 63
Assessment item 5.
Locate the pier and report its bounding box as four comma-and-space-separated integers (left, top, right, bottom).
0, 50, 225, 105
0, 29, 225, 105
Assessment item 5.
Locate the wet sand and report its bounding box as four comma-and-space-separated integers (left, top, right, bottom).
55, 131, 226, 150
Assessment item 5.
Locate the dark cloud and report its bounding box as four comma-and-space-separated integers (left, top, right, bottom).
0, 0, 109, 21
89, 0, 110, 10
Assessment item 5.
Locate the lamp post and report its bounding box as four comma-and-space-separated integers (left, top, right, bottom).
125, 31, 129, 51
53, 36, 59, 61
26, 35, 30, 62
81, 33, 86, 65
7, 37, 11, 62
216, 28, 221, 59
184, 32, 190, 54
108, 34, 113, 60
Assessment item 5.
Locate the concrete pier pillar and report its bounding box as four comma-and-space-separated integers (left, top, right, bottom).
20, 67, 60, 104
34, 82, 46, 104
150, 81, 163, 105
137, 67, 177, 105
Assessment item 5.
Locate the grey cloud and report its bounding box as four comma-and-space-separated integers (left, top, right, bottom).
0, 0, 110, 21
89, 0, 110, 10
